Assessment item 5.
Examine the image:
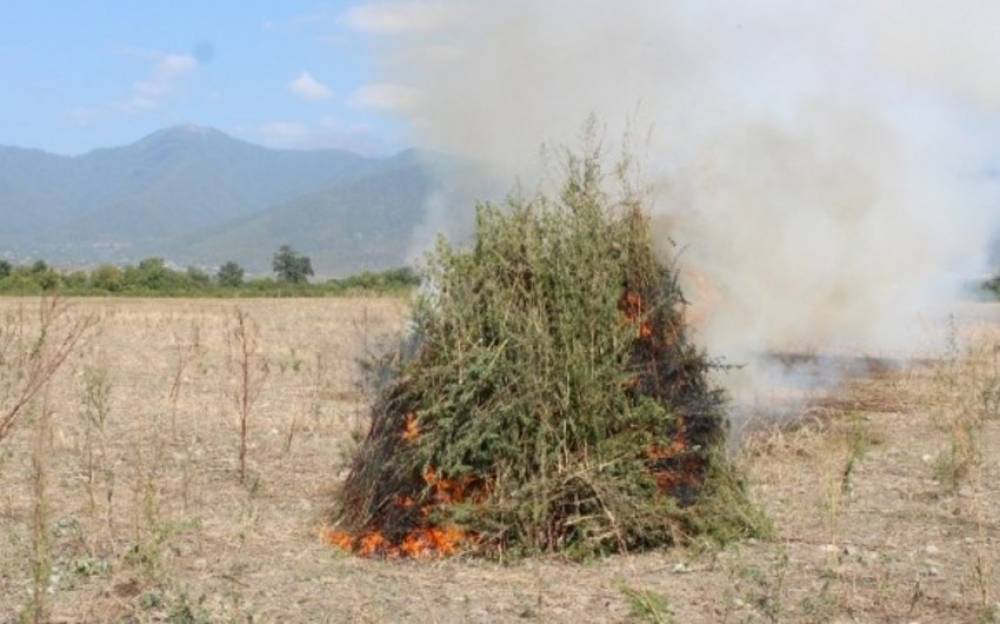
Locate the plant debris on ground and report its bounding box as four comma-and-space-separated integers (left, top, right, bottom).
329, 140, 766, 559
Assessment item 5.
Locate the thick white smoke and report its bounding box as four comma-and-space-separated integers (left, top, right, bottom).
347, 1, 1000, 404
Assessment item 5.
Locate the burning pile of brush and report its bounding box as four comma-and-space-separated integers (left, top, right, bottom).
328, 145, 767, 559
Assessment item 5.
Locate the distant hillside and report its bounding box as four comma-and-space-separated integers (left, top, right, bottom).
0, 126, 483, 274
178, 150, 439, 273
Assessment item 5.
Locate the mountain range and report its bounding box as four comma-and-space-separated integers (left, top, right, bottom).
0, 125, 483, 275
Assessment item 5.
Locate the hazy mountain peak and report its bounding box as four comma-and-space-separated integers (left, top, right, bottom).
134, 124, 238, 149
149, 124, 224, 138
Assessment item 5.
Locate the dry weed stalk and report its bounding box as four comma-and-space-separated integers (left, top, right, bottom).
79, 363, 113, 515
929, 338, 997, 491
167, 323, 202, 438
0, 297, 97, 445
927, 334, 997, 617
27, 393, 53, 624
227, 309, 268, 483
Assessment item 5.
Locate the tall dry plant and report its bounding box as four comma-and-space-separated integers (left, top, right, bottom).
0, 297, 96, 445
26, 393, 53, 624
226, 309, 268, 483
167, 323, 202, 438
79, 363, 113, 515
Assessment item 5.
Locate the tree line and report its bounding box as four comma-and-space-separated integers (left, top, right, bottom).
0, 245, 418, 297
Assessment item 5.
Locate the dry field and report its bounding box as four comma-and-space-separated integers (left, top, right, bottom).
1, 297, 998, 623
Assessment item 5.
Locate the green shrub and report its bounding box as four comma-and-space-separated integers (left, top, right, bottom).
985, 274, 1000, 299
333, 143, 763, 558
0, 273, 43, 294
0, 259, 417, 298
62, 271, 89, 290
185, 266, 211, 287
35, 268, 61, 291
90, 265, 124, 292
328, 267, 420, 292
273, 245, 314, 284
125, 258, 177, 291
216, 261, 245, 288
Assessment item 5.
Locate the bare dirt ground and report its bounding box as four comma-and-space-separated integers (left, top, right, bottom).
1, 297, 997, 623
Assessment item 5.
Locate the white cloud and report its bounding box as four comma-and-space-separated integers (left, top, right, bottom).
288, 71, 333, 101
67, 50, 199, 121
343, 1, 454, 34
120, 52, 198, 112
159, 53, 198, 75
350, 83, 420, 111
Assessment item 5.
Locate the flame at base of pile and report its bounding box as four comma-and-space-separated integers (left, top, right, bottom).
326, 465, 482, 558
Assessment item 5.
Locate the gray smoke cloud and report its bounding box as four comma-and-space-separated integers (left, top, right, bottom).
348, 0, 1000, 404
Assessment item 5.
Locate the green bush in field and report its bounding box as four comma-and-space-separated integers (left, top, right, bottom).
273, 245, 314, 284
62, 271, 89, 290
0, 272, 43, 294
89, 265, 124, 292
985, 274, 1000, 298
334, 143, 767, 558
186, 266, 211, 287
216, 261, 245, 288
0, 259, 416, 297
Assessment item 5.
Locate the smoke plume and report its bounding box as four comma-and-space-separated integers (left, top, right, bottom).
349, 1, 1000, 405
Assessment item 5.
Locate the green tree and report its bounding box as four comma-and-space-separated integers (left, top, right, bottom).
272, 245, 314, 284
0, 259, 11, 279
90, 264, 124, 292
63, 271, 88, 289
216, 261, 245, 288
186, 266, 211, 287
36, 268, 61, 291
126, 257, 181, 291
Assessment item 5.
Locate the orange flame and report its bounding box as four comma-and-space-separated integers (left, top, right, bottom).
325, 529, 355, 552
402, 412, 420, 442
358, 531, 389, 557
326, 465, 483, 559
620, 291, 643, 321
620, 291, 656, 339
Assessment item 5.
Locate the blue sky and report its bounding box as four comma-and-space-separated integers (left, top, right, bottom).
0, 0, 406, 155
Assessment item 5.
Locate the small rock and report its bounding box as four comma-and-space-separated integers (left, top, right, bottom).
921, 454, 933, 464
924, 545, 940, 555
672, 562, 689, 574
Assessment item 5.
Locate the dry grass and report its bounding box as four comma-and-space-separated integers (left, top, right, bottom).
0, 297, 998, 622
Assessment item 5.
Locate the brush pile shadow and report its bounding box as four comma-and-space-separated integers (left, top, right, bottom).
328, 145, 769, 559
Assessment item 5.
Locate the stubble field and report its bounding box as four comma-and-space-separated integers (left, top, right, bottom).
1, 297, 998, 623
